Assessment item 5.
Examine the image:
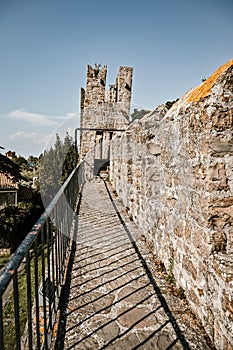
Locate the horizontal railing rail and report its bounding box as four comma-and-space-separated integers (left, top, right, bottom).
0, 161, 85, 350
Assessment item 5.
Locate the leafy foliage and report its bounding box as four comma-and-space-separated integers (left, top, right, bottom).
130, 108, 151, 122
62, 135, 78, 183
0, 154, 21, 181
0, 194, 43, 252
39, 133, 78, 205
27, 155, 41, 169
10, 154, 41, 185
165, 99, 179, 110
0, 254, 10, 270
12, 155, 28, 171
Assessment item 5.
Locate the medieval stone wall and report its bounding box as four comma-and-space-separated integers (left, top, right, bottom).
110, 59, 233, 349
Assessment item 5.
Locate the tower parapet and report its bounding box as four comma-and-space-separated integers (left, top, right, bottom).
80, 64, 133, 161
116, 66, 133, 113
84, 65, 107, 108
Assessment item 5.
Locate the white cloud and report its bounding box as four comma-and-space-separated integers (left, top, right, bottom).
9, 131, 50, 144
7, 108, 68, 126
3, 110, 80, 157
7, 131, 51, 156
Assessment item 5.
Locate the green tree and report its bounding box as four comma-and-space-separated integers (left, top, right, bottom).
130, 109, 151, 122
0, 154, 21, 181
12, 155, 29, 171
165, 99, 179, 110
28, 155, 40, 169
0, 196, 43, 252
39, 133, 78, 205
0, 151, 44, 252
62, 132, 78, 182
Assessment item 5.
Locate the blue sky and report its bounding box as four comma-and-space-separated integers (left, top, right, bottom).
0, 0, 232, 157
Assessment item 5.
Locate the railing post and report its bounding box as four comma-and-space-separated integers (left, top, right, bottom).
0, 297, 4, 350
34, 239, 40, 349
0, 162, 84, 349
13, 271, 21, 350
26, 251, 33, 349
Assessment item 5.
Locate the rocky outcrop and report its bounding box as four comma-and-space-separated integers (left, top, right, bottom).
110, 59, 233, 349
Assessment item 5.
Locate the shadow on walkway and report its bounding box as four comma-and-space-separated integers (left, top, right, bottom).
52, 178, 213, 350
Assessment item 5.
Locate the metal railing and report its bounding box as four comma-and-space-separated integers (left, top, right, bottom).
0, 162, 85, 350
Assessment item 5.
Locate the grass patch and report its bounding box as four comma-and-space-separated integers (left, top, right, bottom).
2, 247, 47, 350
0, 254, 10, 270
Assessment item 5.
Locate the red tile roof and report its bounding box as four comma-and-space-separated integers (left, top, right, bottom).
0, 173, 18, 189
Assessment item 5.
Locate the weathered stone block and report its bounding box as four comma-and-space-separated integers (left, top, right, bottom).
207, 162, 229, 191
210, 231, 227, 253
146, 142, 161, 156
222, 293, 233, 321
109, 59, 233, 349
182, 256, 197, 281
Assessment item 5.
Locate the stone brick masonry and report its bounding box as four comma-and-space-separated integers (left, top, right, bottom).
80, 65, 132, 160
110, 59, 233, 349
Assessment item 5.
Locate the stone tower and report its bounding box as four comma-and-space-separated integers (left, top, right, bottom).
79, 64, 133, 169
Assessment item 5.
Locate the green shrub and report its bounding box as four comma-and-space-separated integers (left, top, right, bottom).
0, 195, 43, 252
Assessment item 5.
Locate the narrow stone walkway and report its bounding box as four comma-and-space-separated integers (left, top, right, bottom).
53, 178, 215, 350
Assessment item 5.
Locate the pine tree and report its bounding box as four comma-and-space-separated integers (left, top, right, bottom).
39, 133, 78, 205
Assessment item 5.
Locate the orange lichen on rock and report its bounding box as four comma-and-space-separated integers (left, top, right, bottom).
187, 58, 233, 103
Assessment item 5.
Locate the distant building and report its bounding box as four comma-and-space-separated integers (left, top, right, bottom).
0, 150, 34, 207
0, 173, 18, 207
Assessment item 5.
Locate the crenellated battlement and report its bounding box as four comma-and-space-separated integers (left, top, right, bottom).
80, 64, 133, 160
81, 64, 133, 111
